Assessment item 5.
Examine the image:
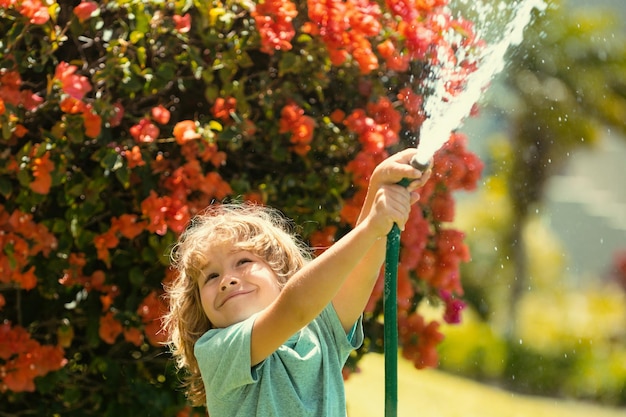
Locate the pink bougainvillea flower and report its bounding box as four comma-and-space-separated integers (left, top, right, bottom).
440, 290, 466, 324
151, 104, 170, 125
54, 62, 92, 100
172, 120, 200, 145
73, 1, 98, 22
129, 118, 159, 143
172, 13, 191, 33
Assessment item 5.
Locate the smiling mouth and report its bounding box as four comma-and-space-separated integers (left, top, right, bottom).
220, 290, 252, 307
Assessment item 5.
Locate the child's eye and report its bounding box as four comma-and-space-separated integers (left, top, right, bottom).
205, 272, 219, 283
237, 258, 252, 266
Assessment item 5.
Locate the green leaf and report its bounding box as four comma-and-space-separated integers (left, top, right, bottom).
0, 177, 13, 198
129, 267, 145, 287
101, 151, 124, 172
130, 30, 144, 44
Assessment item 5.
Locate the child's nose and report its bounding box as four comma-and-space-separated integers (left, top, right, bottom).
220, 276, 239, 291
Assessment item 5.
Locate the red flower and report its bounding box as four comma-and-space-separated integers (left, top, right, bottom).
73, 1, 98, 22
173, 13, 191, 33
151, 104, 170, 125
252, 0, 298, 55
54, 62, 92, 100
305, 0, 381, 73
108, 102, 125, 127
129, 118, 159, 143
279, 103, 315, 156
18, 0, 49, 24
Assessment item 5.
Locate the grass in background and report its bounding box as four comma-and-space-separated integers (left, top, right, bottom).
345, 353, 626, 417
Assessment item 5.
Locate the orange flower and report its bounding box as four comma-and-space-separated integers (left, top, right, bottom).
124, 145, 145, 169
82, 105, 102, 138
13, 124, 28, 138
99, 311, 123, 344
172, 120, 200, 145
15, 265, 37, 290
140, 191, 190, 235
0, 97, 5, 115
93, 229, 119, 265
29, 150, 54, 195
279, 103, 315, 156
111, 214, 145, 239
123, 327, 144, 347
309, 225, 337, 257
211, 97, 236, 122
60, 96, 85, 114
137, 291, 168, 346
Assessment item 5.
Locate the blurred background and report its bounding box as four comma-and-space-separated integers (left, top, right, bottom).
434, 0, 626, 407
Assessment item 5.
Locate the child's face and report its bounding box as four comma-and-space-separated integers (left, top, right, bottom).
197, 245, 282, 328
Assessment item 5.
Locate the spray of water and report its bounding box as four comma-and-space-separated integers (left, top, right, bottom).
413, 0, 547, 166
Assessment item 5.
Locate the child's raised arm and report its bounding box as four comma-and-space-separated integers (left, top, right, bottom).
249, 149, 430, 365
331, 149, 431, 331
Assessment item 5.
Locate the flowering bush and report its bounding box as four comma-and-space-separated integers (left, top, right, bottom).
0, 0, 482, 414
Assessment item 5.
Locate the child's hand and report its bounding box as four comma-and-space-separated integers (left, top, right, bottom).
366, 183, 413, 235
370, 149, 432, 203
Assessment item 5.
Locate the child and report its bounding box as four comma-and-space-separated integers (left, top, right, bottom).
164, 149, 430, 416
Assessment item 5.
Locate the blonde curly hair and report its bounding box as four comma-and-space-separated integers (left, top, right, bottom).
163, 203, 311, 406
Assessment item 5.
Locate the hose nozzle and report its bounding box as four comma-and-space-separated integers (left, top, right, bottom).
409, 149, 432, 172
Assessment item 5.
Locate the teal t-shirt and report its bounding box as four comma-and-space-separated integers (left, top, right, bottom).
194, 304, 363, 416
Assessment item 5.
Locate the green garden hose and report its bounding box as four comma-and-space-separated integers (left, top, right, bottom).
384, 156, 430, 417
384, 219, 402, 417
